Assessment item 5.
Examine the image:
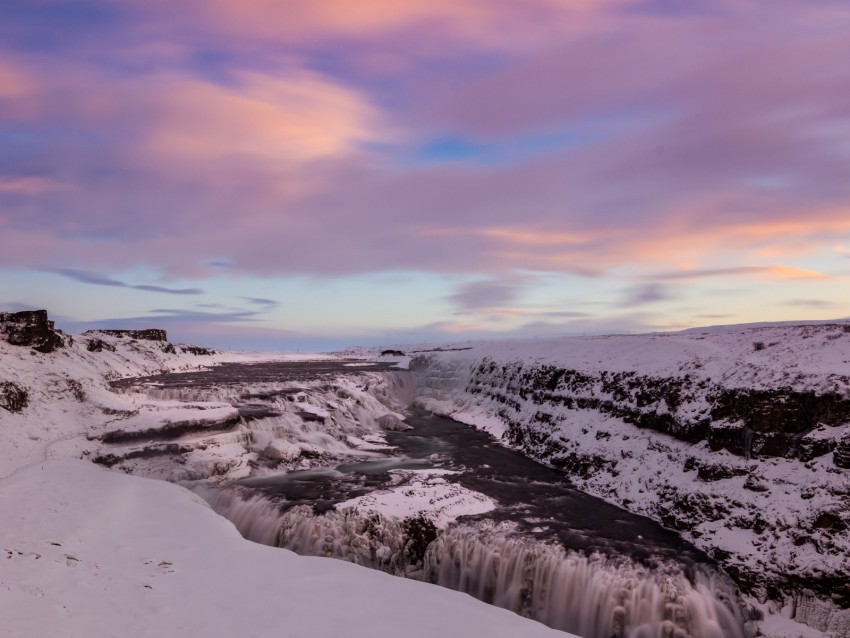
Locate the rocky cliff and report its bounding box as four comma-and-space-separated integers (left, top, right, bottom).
0, 309, 65, 353
413, 323, 850, 637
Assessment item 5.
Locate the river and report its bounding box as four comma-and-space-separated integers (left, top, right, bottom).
112, 361, 747, 638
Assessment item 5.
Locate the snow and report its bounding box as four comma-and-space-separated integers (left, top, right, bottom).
98, 400, 239, 438
0, 330, 569, 637
408, 322, 850, 637
0, 460, 566, 638
4, 318, 850, 637
337, 469, 497, 528
406, 322, 850, 393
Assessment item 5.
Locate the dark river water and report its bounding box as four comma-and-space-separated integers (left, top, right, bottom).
240, 408, 709, 570
114, 361, 746, 638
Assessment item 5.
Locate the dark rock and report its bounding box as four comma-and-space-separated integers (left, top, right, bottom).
381, 349, 406, 356
0, 381, 28, 413
812, 512, 846, 532
85, 328, 168, 342
99, 414, 240, 443
710, 388, 850, 458
86, 338, 116, 353
834, 428, 850, 469
402, 515, 437, 567
797, 427, 837, 461
180, 345, 215, 356
697, 462, 748, 482
0, 310, 64, 353
92, 443, 193, 467
743, 475, 770, 492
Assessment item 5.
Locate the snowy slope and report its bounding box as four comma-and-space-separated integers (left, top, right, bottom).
0, 460, 565, 638
0, 330, 310, 479
0, 325, 570, 638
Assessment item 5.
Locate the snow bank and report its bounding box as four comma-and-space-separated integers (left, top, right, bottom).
0, 460, 567, 638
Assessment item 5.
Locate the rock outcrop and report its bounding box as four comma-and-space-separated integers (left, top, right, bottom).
85, 328, 168, 342
0, 310, 64, 353
0, 381, 28, 413
835, 427, 850, 469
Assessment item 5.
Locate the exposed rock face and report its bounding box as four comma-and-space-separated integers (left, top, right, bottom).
462, 361, 850, 462
180, 345, 215, 356
86, 328, 168, 342
412, 330, 850, 636
0, 310, 64, 353
835, 427, 850, 469
0, 381, 28, 413
86, 338, 116, 353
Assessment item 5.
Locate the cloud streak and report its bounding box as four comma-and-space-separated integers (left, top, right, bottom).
53, 269, 203, 295
2, 1, 850, 345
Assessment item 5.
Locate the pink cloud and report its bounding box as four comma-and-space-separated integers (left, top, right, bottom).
1, 0, 849, 294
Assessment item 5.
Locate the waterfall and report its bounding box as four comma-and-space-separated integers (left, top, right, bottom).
742, 427, 754, 461
193, 485, 284, 545
425, 523, 745, 638
196, 487, 745, 638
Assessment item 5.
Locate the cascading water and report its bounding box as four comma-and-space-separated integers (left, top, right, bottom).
197, 486, 745, 638
425, 523, 745, 638
115, 362, 748, 638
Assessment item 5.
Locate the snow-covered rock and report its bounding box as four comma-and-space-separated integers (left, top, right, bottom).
411, 322, 850, 636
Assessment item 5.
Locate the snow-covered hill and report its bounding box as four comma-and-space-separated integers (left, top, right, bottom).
0, 312, 566, 638
413, 323, 850, 637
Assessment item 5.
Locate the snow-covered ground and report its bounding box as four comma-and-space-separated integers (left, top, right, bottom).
338, 468, 497, 528
4, 316, 850, 637
0, 327, 566, 638
0, 460, 564, 638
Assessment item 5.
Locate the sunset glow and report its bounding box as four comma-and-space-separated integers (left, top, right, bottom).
2, 0, 849, 349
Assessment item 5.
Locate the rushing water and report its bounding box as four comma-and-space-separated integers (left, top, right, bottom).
116, 362, 747, 638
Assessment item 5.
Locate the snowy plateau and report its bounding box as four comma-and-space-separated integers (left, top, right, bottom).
1, 310, 849, 638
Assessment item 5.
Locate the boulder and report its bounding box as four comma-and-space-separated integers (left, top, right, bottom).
377, 414, 412, 431
0, 381, 28, 413
262, 440, 302, 463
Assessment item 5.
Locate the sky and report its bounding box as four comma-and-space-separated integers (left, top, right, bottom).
1, 0, 849, 351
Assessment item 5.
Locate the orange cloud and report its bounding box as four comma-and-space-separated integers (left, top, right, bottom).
0, 176, 73, 195
128, 71, 386, 167
651, 264, 835, 281
0, 60, 32, 100
477, 227, 590, 247
149, 0, 631, 51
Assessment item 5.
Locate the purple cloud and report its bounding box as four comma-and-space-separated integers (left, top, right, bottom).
619, 283, 672, 307
2, 0, 850, 346
447, 278, 527, 312
53, 269, 202, 295
241, 297, 281, 310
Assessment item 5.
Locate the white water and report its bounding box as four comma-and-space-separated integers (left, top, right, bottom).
426, 523, 745, 638
197, 487, 745, 638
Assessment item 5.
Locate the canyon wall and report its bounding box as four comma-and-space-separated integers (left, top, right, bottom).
413, 324, 850, 636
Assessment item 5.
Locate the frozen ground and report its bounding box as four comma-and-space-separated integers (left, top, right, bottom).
0, 460, 565, 638
0, 329, 566, 638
